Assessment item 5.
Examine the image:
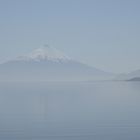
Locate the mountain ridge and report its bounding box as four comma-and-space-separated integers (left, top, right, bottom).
0, 45, 114, 81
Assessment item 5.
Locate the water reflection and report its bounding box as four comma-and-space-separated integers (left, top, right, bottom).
0, 81, 140, 139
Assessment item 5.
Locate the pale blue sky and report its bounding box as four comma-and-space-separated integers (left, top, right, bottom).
0, 0, 140, 73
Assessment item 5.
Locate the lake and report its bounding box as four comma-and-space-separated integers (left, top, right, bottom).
0, 81, 140, 140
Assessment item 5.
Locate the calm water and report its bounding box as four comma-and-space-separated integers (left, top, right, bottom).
0, 81, 140, 140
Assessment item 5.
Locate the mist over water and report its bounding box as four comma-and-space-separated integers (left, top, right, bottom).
0, 81, 140, 140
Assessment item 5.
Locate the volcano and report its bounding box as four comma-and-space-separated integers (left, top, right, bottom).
0, 45, 113, 81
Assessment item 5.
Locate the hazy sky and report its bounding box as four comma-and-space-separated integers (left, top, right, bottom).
0, 0, 140, 73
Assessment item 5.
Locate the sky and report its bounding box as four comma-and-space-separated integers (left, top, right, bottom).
0, 0, 140, 73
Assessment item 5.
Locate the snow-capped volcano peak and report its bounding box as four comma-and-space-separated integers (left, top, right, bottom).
16, 45, 71, 62
0, 45, 113, 81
